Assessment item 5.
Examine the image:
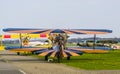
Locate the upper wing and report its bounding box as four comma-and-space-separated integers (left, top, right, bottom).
63, 29, 112, 34
3, 28, 52, 34
3, 28, 112, 34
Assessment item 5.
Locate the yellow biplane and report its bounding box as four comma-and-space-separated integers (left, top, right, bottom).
2, 28, 112, 62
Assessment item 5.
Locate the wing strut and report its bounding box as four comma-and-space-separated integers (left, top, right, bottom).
93, 34, 96, 49
19, 33, 22, 48
0, 36, 2, 46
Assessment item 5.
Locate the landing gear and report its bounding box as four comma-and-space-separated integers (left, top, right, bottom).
67, 56, 70, 60
57, 53, 62, 63
31, 51, 34, 55
17, 52, 20, 55
45, 56, 48, 61
57, 56, 61, 63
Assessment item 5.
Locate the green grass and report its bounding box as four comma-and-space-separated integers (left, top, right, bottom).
66, 43, 77, 47
33, 50, 120, 70
3, 42, 120, 70
60, 50, 120, 70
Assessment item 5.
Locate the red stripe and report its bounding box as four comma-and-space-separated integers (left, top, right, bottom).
4, 35, 11, 38
40, 34, 46, 37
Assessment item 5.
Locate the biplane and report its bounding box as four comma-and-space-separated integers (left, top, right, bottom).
3, 28, 112, 62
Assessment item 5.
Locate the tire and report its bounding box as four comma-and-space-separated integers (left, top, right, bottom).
57, 55, 61, 63
17, 52, 20, 55
45, 56, 48, 61
67, 56, 70, 60
31, 51, 34, 54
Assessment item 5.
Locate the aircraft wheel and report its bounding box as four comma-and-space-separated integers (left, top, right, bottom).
58, 57, 60, 63
31, 51, 34, 54
67, 56, 70, 60
17, 52, 20, 55
45, 56, 48, 61
57, 55, 61, 63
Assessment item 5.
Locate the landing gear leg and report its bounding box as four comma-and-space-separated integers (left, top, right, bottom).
45, 56, 48, 61
57, 55, 62, 63
17, 52, 20, 55
67, 56, 70, 60
32, 51, 34, 55
58, 57, 60, 63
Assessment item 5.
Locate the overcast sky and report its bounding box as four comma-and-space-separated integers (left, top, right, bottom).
0, 0, 120, 38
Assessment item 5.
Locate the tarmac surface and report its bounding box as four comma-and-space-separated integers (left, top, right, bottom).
0, 57, 23, 74
0, 61, 23, 74
0, 50, 120, 74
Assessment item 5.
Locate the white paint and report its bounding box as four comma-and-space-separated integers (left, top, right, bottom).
19, 69, 26, 74
48, 59, 53, 62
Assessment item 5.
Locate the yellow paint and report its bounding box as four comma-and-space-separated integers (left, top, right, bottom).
81, 50, 108, 53
46, 34, 49, 38
28, 34, 40, 38
0, 46, 5, 50
72, 48, 108, 53
39, 51, 50, 56
2, 34, 49, 39
2, 35, 4, 39
2, 34, 20, 39
11, 34, 20, 38
63, 52, 67, 57
69, 52, 80, 56
50, 51, 56, 57
66, 51, 80, 56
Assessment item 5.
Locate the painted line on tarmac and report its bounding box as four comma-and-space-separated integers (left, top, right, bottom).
19, 69, 26, 74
